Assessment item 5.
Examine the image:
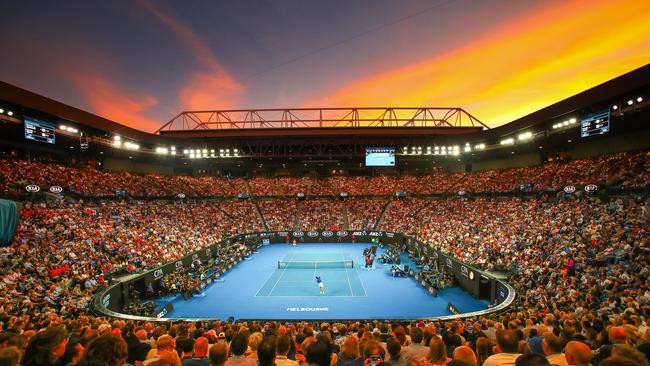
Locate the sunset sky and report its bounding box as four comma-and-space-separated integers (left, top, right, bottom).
1, 0, 649, 132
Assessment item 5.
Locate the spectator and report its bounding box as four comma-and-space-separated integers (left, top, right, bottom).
420, 336, 449, 366
451, 346, 476, 366
482, 330, 521, 366
209, 342, 229, 366
276, 334, 299, 366
563, 341, 592, 366
258, 337, 277, 366
183, 337, 210, 366
386, 338, 407, 366
226, 333, 256, 366
22, 326, 68, 366
76, 334, 129, 366
514, 354, 550, 366
541, 333, 567, 366
402, 327, 428, 361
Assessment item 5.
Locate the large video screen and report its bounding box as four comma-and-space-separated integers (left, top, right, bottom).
24, 116, 55, 144
365, 147, 395, 167
581, 109, 610, 137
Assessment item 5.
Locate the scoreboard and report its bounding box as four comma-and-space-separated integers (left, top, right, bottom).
365, 147, 395, 167
24, 116, 55, 144
581, 109, 610, 138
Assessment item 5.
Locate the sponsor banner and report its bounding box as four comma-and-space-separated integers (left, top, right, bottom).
177, 193, 186, 199
245, 234, 259, 239
262, 239, 270, 245
277, 231, 289, 237
369, 231, 383, 237
286, 307, 329, 312
352, 231, 367, 236
460, 265, 469, 277
307, 231, 319, 237
336, 231, 348, 237
25, 184, 40, 193
585, 184, 598, 193
563, 185, 576, 194
192, 254, 199, 261
446, 258, 453, 268
49, 185, 63, 193
205, 248, 211, 255
293, 231, 304, 237
175, 261, 183, 269
447, 302, 460, 315
102, 294, 111, 308
156, 308, 168, 318
386, 232, 394, 238
260, 232, 273, 238
153, 269, 164, 279
322, 231, 333, 237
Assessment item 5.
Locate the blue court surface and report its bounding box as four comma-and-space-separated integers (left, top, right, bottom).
158, 243, 488, 320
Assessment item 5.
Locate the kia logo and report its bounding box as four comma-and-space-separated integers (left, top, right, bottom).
446, 258, 453, 268
177, 193, 186, 198
564, 185, 576, 194
192, 254, 199, 260
322, 231, 333, 237
153, 269, 164, 279
337, 231, 348, 237
49, 186, 63, 193
307, 231, 319, 237
293, 231, 304, 237
585, 184, 598, 193
25, 184, 40, 193
175, 261, 183, 268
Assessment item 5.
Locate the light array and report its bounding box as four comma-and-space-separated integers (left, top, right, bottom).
404, 145, 461, 156
0, 108, 14, 116
500, 137, 515, 145
552, 118, 577, 129
186, 148, 240, 159
112, 136, 139, 150
58, 124, 79, 134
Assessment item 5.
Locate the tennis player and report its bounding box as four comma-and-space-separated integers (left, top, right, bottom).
292, 239, 297, 248
315, 274, 325, 294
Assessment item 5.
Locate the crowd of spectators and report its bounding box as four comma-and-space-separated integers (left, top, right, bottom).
0, 150, 647, 365
297, 200, 345, 231
0, 316, 647, 365
2, 150, 647, 199
346, 199, 387, 230
257, 200, 298, 231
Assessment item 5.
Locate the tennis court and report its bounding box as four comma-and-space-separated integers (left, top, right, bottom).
255, 252, 366, 297
158, 243, 489, 320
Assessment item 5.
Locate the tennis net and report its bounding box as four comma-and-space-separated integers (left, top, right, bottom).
277, 260, 354, 269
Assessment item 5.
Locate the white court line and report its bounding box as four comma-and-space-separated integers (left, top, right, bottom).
275, 280, 352, 283
256, 253, 294, 297
342, 254, 354, 297
354, 255, 369, 297
254, 295, 367, 298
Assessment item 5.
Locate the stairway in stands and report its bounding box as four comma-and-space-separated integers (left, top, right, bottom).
251, 200, 269, 231
373, 197, 393, 230
293, 201, 303, 230
342, 203, 350, 230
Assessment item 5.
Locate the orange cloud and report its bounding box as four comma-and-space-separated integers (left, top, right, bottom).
68, 71, 161, 132
139, 0, 243, 110
309, 0, 650, 126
